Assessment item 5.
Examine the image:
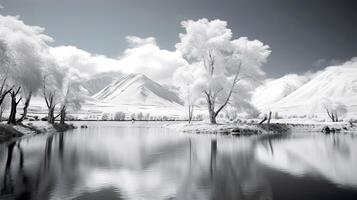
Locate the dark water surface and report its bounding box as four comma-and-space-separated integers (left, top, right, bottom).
1, 121, 357, 200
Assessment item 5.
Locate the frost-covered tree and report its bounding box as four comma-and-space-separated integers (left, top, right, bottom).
137, 112, 143, 120
173, 63, 202, 123
130, 113, 136, 120
114, 111, 126, 121
42, 63, 65, 124
0, 41, 12, 108
56, 70, 84, 124
175, 19, 270, 124
322, 99, 348, 122
144, 113, 150, 121
102, 113, 109, 121
1, 15, 54, 124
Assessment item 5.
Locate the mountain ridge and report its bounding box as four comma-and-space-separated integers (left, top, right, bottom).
93, 73, 184, 107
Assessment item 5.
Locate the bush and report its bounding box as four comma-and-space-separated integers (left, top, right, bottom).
102, 113, 109, 121
114, 112, 126, 121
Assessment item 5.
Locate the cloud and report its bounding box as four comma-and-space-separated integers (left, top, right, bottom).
116, 41, 188, 83
50, 36, 188, 83
0, 4, 4, 9
126, 35, 156, 47
0, 14, 189, 84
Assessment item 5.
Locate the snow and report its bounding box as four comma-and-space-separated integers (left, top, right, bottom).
252, 74, 312, 109
165, 121, 282, 135
255, 66, 357, 117
93, 73, 183, 107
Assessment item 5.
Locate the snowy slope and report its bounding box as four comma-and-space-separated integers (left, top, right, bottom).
82, 71, 125, 95
93, 74, 184, 107
252, 74, 312, 109
265, 66, 357, 115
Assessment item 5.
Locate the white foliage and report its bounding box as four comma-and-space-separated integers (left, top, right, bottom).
0, 15, 53, 94
174, 18, 271, 118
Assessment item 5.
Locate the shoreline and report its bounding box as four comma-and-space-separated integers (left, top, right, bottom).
2, 120, 356, 143
166, 121, 357, 136
0, 121, 76, 143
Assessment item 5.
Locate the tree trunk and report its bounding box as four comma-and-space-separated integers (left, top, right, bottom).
7, 87, 22, 124
209, 111, 217, 124
7, 96, 17, 124
259, 116, 267, 125
60, 106, 66, 124
208, 102, 217, 124
188, 104, 194, 124
17, 92, 32, 123
267, 111, 272, 125
48, 107, 55, 124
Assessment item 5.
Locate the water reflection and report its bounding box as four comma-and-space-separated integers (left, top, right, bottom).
0, 122, 357, 200
257, 133, 357, 189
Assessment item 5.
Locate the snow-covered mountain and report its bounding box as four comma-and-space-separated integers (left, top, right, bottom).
81, 71, 125, 95
93, 73, 184, 107
252, 73, 313, 109
254, 66, 357, 116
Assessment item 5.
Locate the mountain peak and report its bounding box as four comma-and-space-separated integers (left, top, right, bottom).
93, 73, 183, 107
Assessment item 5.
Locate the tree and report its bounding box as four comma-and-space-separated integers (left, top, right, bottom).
114, 111, 126, 121
1, 16, 53, 124
144, 113, 150, 121
174, 65, 201, 123
322, 99, 348, 122
175, 19, 270, 124
0, 95, 9, 122
42, 65, 65, 124
130, 113, 136, 120
56, 71, 84, 124
0, 41, 12, 109
137, 112, 143, 120
7, 87, 22, 124
102, 113, 109, 121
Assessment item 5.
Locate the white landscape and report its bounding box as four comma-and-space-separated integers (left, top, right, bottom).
1, 1, 357, 200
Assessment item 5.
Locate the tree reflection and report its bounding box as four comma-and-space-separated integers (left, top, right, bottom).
1, 141, 16, 195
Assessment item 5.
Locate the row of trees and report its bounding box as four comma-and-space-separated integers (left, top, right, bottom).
0, 16, 83, 125
102, 111, 204, 121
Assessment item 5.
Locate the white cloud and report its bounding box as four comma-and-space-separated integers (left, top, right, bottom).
50, 36, 188, 83
116, 41, 188, 83
126, 35, 156, 47
0, 14, 189, 84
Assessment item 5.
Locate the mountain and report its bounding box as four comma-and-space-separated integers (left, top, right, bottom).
81, 71, 125, 95
252, 74, 312, 110
93, 73, 184, 107
257, 66, 357, 116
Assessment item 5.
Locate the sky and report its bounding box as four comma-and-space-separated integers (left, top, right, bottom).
1, 0, 357, 78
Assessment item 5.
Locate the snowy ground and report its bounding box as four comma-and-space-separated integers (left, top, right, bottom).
166, 120, 357, 136
0, 121, 59, 143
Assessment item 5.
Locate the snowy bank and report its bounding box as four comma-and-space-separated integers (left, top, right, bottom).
0, 121, 76, 143
166, 122, 290, 136
166, 121, 357, 136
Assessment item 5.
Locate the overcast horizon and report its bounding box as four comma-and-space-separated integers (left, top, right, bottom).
1, 0, 357, 79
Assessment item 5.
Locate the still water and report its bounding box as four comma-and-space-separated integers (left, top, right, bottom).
1, 121, 357, 200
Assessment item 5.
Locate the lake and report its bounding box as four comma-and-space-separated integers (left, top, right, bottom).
1, 121, 357, 200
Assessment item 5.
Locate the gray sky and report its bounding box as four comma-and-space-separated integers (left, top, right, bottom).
1, 0, 357, 78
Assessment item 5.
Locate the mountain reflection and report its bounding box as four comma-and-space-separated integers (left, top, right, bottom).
1, 122, 357, 200
256, 133, 357, 188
